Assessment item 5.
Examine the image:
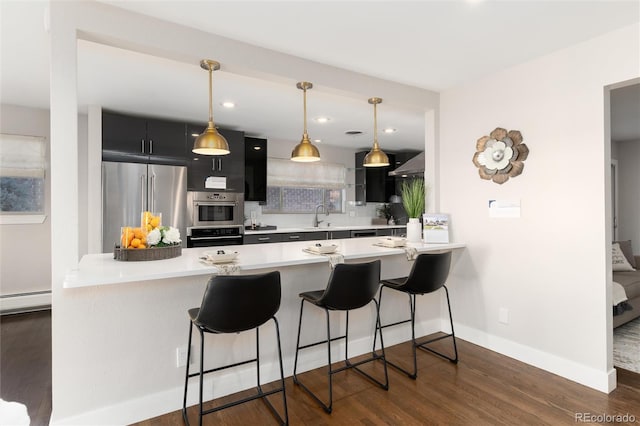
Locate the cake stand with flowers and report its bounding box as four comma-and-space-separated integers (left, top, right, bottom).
114, 211, 182, 261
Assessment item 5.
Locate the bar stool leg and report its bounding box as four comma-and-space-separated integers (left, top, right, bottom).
255, 328, 261, 389
415, 286, 459, 363
198, 328, 205, 426
292, 299, 334, 413
410, 294, 418, 378
182, 322, 194, 424
292, 300, 305, 381
445, 286, 459, 362
273, 317, 289, 424
372, 286, 384, 352
324, 308, 333, 413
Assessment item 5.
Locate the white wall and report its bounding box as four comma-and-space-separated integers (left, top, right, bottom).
0, 105, 51, 298
439, 24, 639, 392
617, 139, 640, 252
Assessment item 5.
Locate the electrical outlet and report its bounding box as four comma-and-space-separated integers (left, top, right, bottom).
499, 307, 509, 325
176, 346, 189, 368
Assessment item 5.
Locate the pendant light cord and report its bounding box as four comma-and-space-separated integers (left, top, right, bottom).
208, 65, 214, 124
373, 101, 379, 149
302, 87, 308, 138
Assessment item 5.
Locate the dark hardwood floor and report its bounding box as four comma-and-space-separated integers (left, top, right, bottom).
2, 312, 639, 425
0, 310, 51, 426
135, 335, 640, 426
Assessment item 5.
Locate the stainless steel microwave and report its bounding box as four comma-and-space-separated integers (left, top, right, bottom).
187, 191, 244, 228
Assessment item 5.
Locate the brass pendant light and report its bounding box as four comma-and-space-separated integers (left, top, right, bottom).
192, 59, 230, 156
363, 97, 390, 167
291, 82, 321, 162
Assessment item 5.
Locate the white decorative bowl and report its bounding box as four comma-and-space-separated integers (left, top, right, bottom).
378, 237, 406, 247
307, 244, 338, 254
203, 250, 239, 263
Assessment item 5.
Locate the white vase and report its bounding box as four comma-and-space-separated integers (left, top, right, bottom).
406, 218, 422, 243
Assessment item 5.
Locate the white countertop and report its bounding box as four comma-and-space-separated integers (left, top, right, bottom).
244, 224, 406, 235
64, 237, 465, 288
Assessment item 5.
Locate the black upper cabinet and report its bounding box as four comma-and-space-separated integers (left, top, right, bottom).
244, 137, 267, 202
145, 118, 188, 163
102, 111, 186, 166
355, 151, 396, 203
186, 123, 245, 192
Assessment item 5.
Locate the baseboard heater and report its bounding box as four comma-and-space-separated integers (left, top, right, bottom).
0, 291, 51, 314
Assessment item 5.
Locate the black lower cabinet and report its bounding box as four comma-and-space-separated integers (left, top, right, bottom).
244, 234, 283, 244
329, 230, 351, 239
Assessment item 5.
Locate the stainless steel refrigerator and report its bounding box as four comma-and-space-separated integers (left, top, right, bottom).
102, 161, 187, 253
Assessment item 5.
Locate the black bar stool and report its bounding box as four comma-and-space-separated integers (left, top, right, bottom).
293, 260, 388, 414
375, 252, 458, 379
182, 271, 288, 425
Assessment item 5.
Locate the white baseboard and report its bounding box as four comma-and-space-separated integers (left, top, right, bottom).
0, 291, 51, 313
454, 322, 615, 393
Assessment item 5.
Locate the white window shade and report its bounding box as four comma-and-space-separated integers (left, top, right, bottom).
1, 133, 46, 220
267, 158, 346, 189
0, 134, 46, 178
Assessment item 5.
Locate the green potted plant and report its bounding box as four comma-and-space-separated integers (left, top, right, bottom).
376, 203, 393, 225
401, 179, 425, 243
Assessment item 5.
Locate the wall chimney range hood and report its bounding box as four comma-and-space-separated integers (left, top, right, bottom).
388, 152, 425, 176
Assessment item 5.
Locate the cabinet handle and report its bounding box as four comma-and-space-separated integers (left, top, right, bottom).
212, 158, 216, 171
218, 158, 222, 170
257, 237, 271, 241
141, 139, 145, 154
288, 235, 300, 240
149, 139, 153, 154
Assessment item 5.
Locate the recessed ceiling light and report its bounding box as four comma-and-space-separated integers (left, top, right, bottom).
221, 101, 235, 108
314, 117, 330, 123
313, 139, 322, 143
383, 128, 397, 134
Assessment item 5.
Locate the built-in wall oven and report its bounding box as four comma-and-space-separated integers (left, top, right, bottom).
186, 191, 244, 247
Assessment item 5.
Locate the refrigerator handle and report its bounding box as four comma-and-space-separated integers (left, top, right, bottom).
150, 174, 155, 212
140, 175, 146, 213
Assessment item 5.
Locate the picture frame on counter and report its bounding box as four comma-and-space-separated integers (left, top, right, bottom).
423, 213, 450, 243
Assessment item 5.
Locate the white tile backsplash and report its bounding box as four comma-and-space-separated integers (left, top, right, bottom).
244, 201, 379, 228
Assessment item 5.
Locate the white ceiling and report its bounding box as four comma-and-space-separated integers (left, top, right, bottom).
1, 1, 639, 151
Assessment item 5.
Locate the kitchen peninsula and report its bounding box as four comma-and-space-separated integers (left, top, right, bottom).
59, 237, 464, 424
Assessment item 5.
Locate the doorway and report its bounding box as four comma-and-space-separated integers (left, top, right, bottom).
607, 79, 640, 375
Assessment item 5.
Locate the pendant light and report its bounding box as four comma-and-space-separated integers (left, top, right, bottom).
363, 97, 390, 167
192, 59, 230, 155
291, 82, 321, 162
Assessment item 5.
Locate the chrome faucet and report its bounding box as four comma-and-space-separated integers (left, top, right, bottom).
313, 204, 329, 227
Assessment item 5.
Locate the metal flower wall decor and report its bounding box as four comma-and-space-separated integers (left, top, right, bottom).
472, 127, 529, 184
